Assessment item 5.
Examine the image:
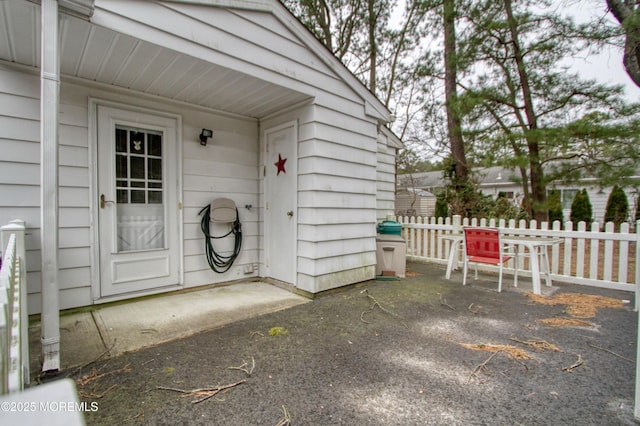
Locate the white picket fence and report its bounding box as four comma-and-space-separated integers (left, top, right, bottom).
397, 215, 640, 308
0, 220, 29, 393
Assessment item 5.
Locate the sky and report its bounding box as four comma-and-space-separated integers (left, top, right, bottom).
390, 0, 640, 102
564, 0, 640, 102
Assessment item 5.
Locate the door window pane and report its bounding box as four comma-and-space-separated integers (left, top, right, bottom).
116, 156, 127, 179
117, 189, 128, 204
115, 126, 165, 252
116, 129, 127, 153
130, 157, 145, 180
148, 158, 162, 180
129, 131, 145, 154
148, 191, 163, 204
149, 134, 162, 156
131, 190, 145, 204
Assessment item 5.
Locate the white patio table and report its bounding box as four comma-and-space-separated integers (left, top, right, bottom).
442, 232, 562, 295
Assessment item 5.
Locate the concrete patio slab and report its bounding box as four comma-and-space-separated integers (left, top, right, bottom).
28, 281, 310, 375
29, 312, 107, 376
93, 282, 309, 358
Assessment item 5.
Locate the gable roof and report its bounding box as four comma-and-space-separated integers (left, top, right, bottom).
398, 167, 522, 191
8, 0, 390, 122
167, 0, 390, 122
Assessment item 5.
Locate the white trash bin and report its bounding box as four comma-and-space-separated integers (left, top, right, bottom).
375, 234, 406, 278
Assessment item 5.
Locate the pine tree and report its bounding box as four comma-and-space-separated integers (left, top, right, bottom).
604, 185, 629, 230
434, 192, 448, 219
547, 190, 563, 224
570, 189, 592, 230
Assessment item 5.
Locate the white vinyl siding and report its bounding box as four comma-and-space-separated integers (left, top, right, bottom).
377, 135, 397, 221
0, 64, 264, 312
1, 0, 396, 307
285, 104, 379, 293
0, 66, 42, 314
180, 111, 260, 288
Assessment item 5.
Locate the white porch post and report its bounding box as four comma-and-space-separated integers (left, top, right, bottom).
40, 0, 61, 372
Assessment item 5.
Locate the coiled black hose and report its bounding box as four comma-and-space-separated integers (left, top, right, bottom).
198, 204, 242, 273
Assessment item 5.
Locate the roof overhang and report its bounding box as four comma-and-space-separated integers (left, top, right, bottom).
7, 1, 312, 119
28, 0, 96, 19
59, 0, 95, 18
10, 0, 391, 123
166, 0, 391, 123
378, 125, 403, 149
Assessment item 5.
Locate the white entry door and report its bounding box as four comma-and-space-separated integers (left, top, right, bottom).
264, 121, 298, 285
97, 105, 181, 297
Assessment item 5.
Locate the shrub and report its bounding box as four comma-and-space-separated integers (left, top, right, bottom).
484, 195, 529, 221
434, 191, 448, 218
569, 189, 592, 230
547, 190, 563, 224
604, 185, 629, 230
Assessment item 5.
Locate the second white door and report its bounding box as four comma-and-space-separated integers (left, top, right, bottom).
264, 121, 298, 285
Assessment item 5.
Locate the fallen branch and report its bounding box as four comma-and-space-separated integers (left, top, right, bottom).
438, 293, 455, 311
157, 379, 246, 404
81, 383, 118, 399
75, 363, 132, 399
587, 342, 633, 362
467, 350, 501, 384
562, 354, 584, 372
77, 363, 132, 388
68, 340, 118, 378
229, 357, 255, 376
360, 289, 407, 328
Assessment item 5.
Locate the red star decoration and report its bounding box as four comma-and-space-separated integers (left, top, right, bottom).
274, 154, 287, 175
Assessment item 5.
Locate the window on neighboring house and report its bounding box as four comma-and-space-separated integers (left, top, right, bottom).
497, 191, 515, 199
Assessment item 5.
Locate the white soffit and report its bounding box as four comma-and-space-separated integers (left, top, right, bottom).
2, 1, 311, 119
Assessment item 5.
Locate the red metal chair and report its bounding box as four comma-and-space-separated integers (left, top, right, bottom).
462, 227, 517, 292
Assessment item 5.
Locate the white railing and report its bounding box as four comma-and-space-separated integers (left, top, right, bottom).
398, 215, 640, 309
0, 220, 29, 393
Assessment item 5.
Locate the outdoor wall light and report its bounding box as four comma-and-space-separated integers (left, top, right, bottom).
199, 128, 213, 146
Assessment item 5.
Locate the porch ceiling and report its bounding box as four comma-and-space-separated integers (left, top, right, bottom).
0, 1, 312, 119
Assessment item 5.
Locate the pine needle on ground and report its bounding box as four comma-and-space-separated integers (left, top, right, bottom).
460, 343, 531, 360
537, 317, 593, 328
527, 293, 623, 318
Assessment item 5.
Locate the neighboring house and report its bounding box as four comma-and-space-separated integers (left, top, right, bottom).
395, 189, 436, 217
398, 166, 639, 223
0, 0, 401, 369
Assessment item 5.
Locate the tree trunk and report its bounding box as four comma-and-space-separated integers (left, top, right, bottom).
607, 0, 640, 88
504, 0, 546, 221
368, 0, 377, 94
443, 0, 468, 184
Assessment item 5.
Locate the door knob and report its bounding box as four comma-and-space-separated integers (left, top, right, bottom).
287, 211, 294, 217
100, 194, 114, 209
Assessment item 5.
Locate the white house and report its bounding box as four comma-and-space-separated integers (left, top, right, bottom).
398, 166, 639, 223
395, 189, 436, 217
0, 0, 401, 370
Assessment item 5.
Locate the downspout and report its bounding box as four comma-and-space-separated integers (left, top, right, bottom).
40, 0, 61, 372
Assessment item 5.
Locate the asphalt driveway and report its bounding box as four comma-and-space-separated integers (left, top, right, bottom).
60, 262, 639, 425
